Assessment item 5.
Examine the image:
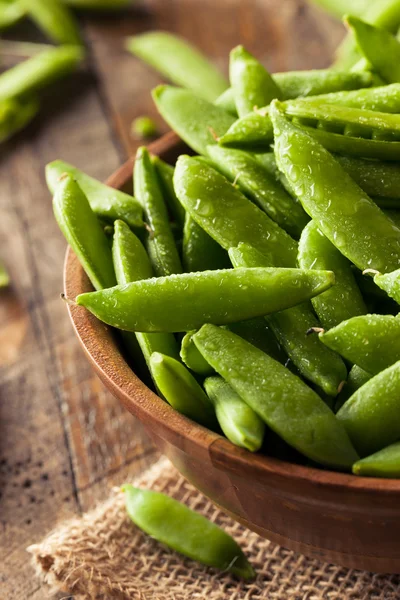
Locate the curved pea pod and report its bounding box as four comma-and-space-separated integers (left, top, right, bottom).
353, 441, 400, 477
337, 360, 400, 456
54, 175, 116, 291
319, 314, 400, 375
229, 45, 282, 117
335, 365, 372, 413
183, 215, 230, 273
298, 221, 366, 328
134, 147, 182, 277
0, 1, 26, 30
126, 32, 228, 102
193, 325, 358, 469
174, 155, 298, 268
293, 83, 400, 112
122, 484, 254, 579
76, 267, 335, 333
230, 243, 347, 397
205, 145, 308, 239
204, 376, 265, 452
152, 156, 185, 229
20, 0, 82, 45
149, 352, 217, 428
271, 100, 400, 273
345, 16, 400, 84
373, 268, 400, 304
0, 96, 39, 143
46, 160, 143, 229
335, 155, 400, 199
0, 45, 84, 104
181, 331, 214, 376
219, 110, 274, 150
112, 220, 180, 368
152, 86, 235, 156
305, 126, 400, 160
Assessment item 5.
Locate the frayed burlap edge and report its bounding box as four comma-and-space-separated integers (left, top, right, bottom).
28, 457, 400, 600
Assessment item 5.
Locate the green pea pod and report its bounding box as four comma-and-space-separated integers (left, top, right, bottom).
152, 156, 185, 229
112, 220, 180, 369
20, 0, 82, 45
218, 111, 273, 151
216, 69, 373, 114
126, 32, 228, 102
335, 365, 371, 413
122, 484, 254, 579
271, 100, 400, 273
335, 155, 400, 199
204, 376, 265, 452
0, 260, 9, 288
319, 314, 400, 375
193, 325, 358, 469
152, 86, 235, 156
0, 45, 84, 104
228, 318, 287, 365
353, 441, 400, 477
46, 160, 143, 229
174, 155, 298, 268
230, 243, 347, 397
0, 1, 26, 30
134, 147, 182, 277
0, 96, 39, 143
76, 266, 334, 333
337, 360, 400, 456
182, 214, 230, 272
149, 352, 217, 428
298, 221, 366, 329
308, 0, 370, 19
180, 331, 214, 376
374, 268, 400, 304
334, 0, 400, 69
345, 16, 400, 84
54, 175, 116, 290
229, 45, 282, 117
205, 145, 309, 239
291, 83, 400, 112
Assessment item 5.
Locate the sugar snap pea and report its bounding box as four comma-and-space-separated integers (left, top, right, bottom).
229, 45, 282, 117
353, 441, 400, 477
76, 267, 334, 333
214, 88, 238, 116
0, 45, 84, 104
112, 220, 180, 369
230, 243, 347, 397
180, 331, 214, 376
334, 155, 400, 199
337, 360, 400, 456
134, 147, 182, 277
204, 376, 265, 452
152, 86, 235, 155
149, 352, 217, 428
127, 32, 228, 102
174, 155, 298, 267
0, 0, 26, 30
205, 145, 308, 239
122, 484, 254, 579
54, 175, 116, 290
271, 100, 400, 272
46, 160, 143, 229
152, 156, 185, 229
346, 16, 400, 84
298, 221, 366, 328
335, 365, 372, 413
182, 215, 230, 272
193, 325, 358, 469
0, 96, 39, 143
20, 0, 82, 46
318, 314, 400, 375
374, 267, 400, 303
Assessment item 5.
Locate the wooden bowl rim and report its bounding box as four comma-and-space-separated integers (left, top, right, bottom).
64, 132, 400, 496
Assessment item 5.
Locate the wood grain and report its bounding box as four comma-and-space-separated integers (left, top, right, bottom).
0, 1, 345, 597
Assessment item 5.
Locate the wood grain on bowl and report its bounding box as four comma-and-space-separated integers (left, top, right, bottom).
65, 136, 400, 574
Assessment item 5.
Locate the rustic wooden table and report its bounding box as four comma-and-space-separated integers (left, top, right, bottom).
0, 1, 343, 598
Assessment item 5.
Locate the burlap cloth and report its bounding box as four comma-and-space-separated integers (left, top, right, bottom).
28, 457, 400, 600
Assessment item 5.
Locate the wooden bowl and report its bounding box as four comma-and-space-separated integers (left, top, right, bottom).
64, 132, 400, 573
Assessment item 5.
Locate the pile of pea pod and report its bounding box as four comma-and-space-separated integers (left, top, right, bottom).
48, 7, 400, 480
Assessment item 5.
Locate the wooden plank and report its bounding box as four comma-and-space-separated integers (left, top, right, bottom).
84, 0, 344, 158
